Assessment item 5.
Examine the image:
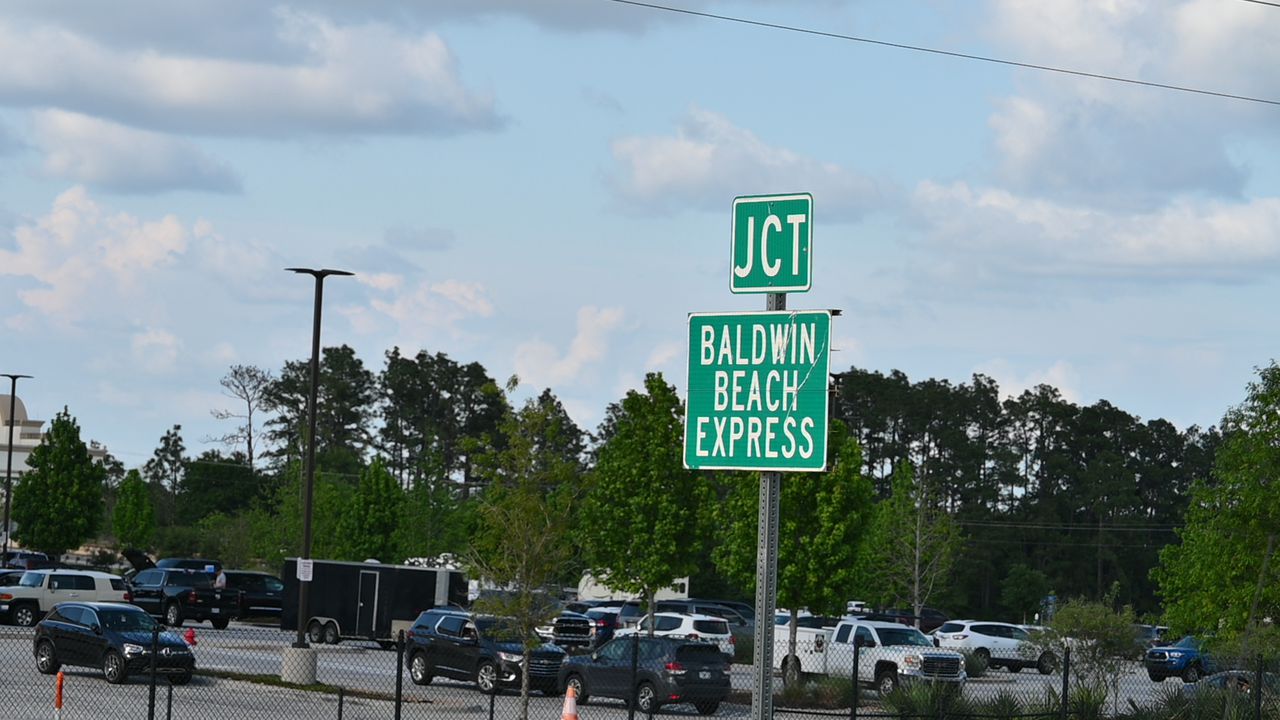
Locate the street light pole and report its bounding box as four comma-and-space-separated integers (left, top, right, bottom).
1, 373, 32, 563
286, 268, 352, 649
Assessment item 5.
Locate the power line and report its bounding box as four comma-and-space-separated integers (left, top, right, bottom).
1240, 0, 1280, 8
956, 520, 1180, 533
605, 0, 1280, 107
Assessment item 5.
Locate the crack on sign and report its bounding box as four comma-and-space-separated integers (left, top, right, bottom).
783, 311, 827, 424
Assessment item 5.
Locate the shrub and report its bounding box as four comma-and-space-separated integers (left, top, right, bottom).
881, 681, 970, 719
961, 649, 988, 677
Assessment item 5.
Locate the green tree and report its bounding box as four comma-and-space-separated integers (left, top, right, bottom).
578, 373, 701, 620
712, 425, 876, 680
263, 344, 377, 476
1038, 587, 1138, 709
1155, 362, 1280, 638
339, 458, 404, 561
468, 393, 581, 720
12, 409, 106, 557
112, 469, 155, 550
143, 424, 186, 525
863, 461, 963, 622
1001, 564, 1051, 624
178, 450, 260, 524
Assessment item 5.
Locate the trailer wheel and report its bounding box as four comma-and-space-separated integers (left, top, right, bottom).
323, 622, 340, 645
307, 620, 324, 644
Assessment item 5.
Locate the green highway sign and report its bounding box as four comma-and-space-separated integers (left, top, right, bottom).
684, 310, 830, 471
730, 193, 813, 294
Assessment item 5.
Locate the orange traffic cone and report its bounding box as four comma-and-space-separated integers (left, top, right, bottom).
561, 684, 579, 720
183, 628, 197, 646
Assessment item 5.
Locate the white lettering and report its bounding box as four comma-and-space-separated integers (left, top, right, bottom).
798, 417, 815, 459
761, 215, 782, 277
695, 417, 710, 457
787, 213, 806, 275
781, 417, 797, 458
751, 324, 767, 365
712, 417, 728, 456
800, 322, 816, 365
765, 370, 781, 411
713, 371, 729, 411
730, 370, 747, 412
718, 326, 733, 366
734, 325, 747, 365
734, 217, 755, 278
782, 371, 799, 412
745, 372, 763, 412
700, 325, 715, 365
770, 324, 790, 363
764, 417, 779, 458
747, 417, 763, 457
728, 417, 745, 456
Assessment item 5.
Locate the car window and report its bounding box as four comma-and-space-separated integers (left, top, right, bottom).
58, 606, 87, 626
938, 622, 965, 634
974, 624, 1008, 638
835, 625, 852, 643
133, 570, 160, 586
18, 572, 46, 588
693, 619, 729, 635
100, 608, 157, 632
265, 577, 284, 592
436, 616, 466, 637
70, 575, 96, 591
50, 575, 78, 591
855, 626, 875, 646
598, 639, 629, 662
109, 579, 125, 591
676, 643, 725, 663
1011, 627, 1030, 641
878, 627, 934, 647
655, 616, 681, 632
80, 608, 101, 628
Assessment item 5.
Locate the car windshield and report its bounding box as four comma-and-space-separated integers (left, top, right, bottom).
475, 617, 537, 644
18, 572, 46, 588
878, 628, 934, 647
1173, 636, 1198, 649
100, 609, 158, 632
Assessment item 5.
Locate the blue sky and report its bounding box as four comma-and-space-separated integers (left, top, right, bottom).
0, 0, 1277, 469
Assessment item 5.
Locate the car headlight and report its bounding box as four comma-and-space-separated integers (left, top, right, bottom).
498, 651, 524, 664
902, 654, 922, 670
123, 643, 145, 656
1167, 651, 1183, 658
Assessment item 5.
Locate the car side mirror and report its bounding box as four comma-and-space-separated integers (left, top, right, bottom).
591, 652, 599, 662
92, 624, 102, 635
933, 638, 940, 647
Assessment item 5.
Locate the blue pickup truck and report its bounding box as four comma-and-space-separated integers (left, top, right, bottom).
1144, 636, 1216, 683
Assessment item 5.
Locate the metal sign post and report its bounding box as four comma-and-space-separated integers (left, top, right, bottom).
751, 293, 786, 720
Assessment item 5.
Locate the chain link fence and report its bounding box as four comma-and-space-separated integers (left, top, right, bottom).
2, 621, 1278, 719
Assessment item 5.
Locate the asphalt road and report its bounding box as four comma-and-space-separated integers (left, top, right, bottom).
1, 622, 1178, 719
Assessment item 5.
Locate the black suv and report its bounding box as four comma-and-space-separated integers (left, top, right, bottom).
558, 636, 730, 714
222, 571, 284, 619
405, 608, 567, 694
33, 602, 194, 684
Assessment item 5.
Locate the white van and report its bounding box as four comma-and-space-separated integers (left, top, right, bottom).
0, 570, 130, 626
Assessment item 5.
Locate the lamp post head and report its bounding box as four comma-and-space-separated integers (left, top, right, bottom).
0, 375, 33, 382
285, 268, 355, 279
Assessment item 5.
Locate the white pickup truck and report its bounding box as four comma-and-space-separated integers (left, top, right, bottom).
774, 618, 967, 695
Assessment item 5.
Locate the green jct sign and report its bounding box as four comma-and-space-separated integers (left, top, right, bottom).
684, 310, 830, 471
730, 193, 813, 294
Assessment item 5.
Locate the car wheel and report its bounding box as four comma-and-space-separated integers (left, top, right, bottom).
211, 618, 229, 630
1148, 671, 1165, 682
103, 650, 129, 684
781, 654, 801, 686
1038, 652, 1058, 675
1182, 664, 1201, 683
974, 647, 991, 669
323, 622, 340, 645
171, 671, 192, 686
307, 621, 324, 644
409, 652, 434, 686
876, 669, 899, 696
13, 603, 39, 627
636, 681, 658, 713
1008, 664, 1022, 673
35, 640, 60, 674
164, 603, 183, 627
694, 700, 720, 715
476, 660, 498, 694
565, 674, 589, 704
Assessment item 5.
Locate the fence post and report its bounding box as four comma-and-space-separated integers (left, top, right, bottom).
488, 669, 497, 720
849, 640, 860, 720
166, 680, 173, 720
337, 686, 344, 720
1256, 654, 1264, 720
395, 630, 405, 720
148, 625, 159, 720
1059, 648, 1070, 720
628, 632, 639, 720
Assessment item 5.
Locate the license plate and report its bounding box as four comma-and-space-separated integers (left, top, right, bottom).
699, 671, 710, 679
212, 608, 220, 614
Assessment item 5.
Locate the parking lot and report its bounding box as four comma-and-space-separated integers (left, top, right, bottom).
0, 620, 1193, 719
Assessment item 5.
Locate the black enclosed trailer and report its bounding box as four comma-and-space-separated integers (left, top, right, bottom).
280, 559, 467, 644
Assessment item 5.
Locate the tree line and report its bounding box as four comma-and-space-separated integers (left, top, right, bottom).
12, 344, 1272, 643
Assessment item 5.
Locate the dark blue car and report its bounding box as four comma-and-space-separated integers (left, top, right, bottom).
1145, 636, 1216, 683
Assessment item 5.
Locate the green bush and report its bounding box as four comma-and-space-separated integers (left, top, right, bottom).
881, 681, 970, 719
961, 649, 988, 677
733, 635, 753, 664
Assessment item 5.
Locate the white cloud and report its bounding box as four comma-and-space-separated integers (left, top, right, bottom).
982, 0, 1277, 204
31, 110, 239, 193
644, 341, 681, 371
911, 181, 1280, 284
0, 186, 187, 323
974, 359, 1081, 404
343, 274, 495, 342
131, 327, 183, 374
515, 306, 625, 389
0, 11, 500, 138
610, 107, 885, 220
